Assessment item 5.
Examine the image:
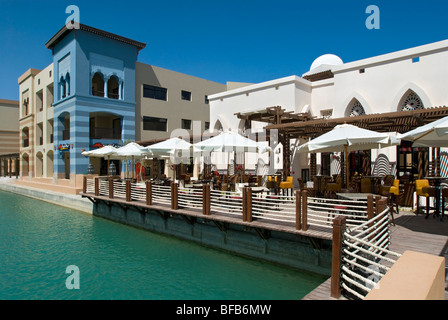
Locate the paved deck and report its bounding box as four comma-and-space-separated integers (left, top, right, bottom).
302, 209, 448, 300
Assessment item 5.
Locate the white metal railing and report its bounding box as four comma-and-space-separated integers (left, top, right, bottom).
86, 178, 95, 193
339, 207, 402, 300
210, 189, 243, 217
113, 181, 126, 199
251, 194, 296, 224
131, 182, 146, 201
151, 184, 171, 205
178, 187, 203, 209
98, 179, 109, 197
307, 197, 369, 230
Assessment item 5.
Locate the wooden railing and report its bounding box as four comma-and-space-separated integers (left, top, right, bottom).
82, 177, 392, 233
330, 199, 401, 300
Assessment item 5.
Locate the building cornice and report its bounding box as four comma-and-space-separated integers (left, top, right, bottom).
45, 23, 146, 52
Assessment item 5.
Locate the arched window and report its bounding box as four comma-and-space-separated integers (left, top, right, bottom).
400, 90, 424, 111
65, 73, 71, 97
22, 127, 30, 148
346, 99, 366, 117
214, 120, 223, 132
92, 73, 105, 97
107, 76, 120, 99
60, 76, 66, 99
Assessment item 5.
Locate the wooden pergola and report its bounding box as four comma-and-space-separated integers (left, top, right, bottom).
237, 105, 448, 179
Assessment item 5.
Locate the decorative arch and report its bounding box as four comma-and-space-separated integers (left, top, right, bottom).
106, 75, 120, 100
35, 151, 43, 177
398, 90, 424, 111
392, 82, 431, 112
60, 76, 67, 99
341, 93, 371, 117
345, 98, 366, 117
21, 153, 30, 177
212, 115, 230, 133
237, 118, 251, 135
65, 72, 71, 96
46, 150, 54, 178
92, 72, 105, 97
22, 127, 30, 148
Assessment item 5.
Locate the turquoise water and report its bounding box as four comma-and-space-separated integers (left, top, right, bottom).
0, 190, 326, 300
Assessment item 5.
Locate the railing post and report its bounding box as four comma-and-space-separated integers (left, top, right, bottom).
83, 176, 87, 194
376, 198, 387, 214
146, 181, 152, 206
203, 184, 210, 215
302, 190, 308, 231
109, 178, 114, 199
246, 187, 252, 222
126, 180, 131, 202
367, 194, 374, 220
374, 195, 381, 213
242, 187, 247, 222
296, 190, 302, 230
94, 177, 99, 196
331, 215, 347, 299
171, 182, 178, 210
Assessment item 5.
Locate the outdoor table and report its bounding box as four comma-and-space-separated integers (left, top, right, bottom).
251, 187, 270, 197
336, 193, 376, 201
424, 176, 448, 220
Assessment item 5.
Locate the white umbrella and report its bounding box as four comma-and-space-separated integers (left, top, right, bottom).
147, 137, 192, 154
399, 116, 448, 147
146, 137, 193, 180
82, 145, 118, 176
115, 142, 151, 179
193, 131, 269, 152
297, 123, 400, 187
194, 131, 270, 176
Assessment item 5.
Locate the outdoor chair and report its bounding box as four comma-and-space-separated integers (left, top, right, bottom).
326, 176, 342, 198
379, 175, 395, 194
361, 178, 372, 193
380, 179, 402, 225
415, 179, 436, 218
279, 176, 294, 196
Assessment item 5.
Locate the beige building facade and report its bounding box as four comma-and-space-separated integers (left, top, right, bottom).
0, 99, 20, 176
135, 63, 226, 142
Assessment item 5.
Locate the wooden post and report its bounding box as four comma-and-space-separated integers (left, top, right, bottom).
376, 198, 387, 215
146, 181, 152, 206
242, 187, 247, 222
171, 182, 178, 210
202, 184, 210, 215
83, 176, 87, 194
296, 190, 302, 230
126, 180, 131, 202
109, 178, 114, 199
94, 177, 99, 196
374, 195, 381, 213
367, 194, 374, 220
302, 190, 308, 231
246, 187, 252, 223
331, 216, 347, 299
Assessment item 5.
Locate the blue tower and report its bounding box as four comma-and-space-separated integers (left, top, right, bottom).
46, 24, 146, 182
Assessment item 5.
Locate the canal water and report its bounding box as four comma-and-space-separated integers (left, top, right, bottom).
0, 190, 326, 300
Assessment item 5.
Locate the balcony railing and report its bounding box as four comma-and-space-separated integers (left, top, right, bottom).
92, 90, 105, 97
90, 127, 121, 140
107, 92, 119, 100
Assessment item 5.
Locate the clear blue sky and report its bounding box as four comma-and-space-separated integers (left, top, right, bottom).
0, 0, 447, 101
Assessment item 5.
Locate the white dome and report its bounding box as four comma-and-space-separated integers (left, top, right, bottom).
310, 54, 343, 71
